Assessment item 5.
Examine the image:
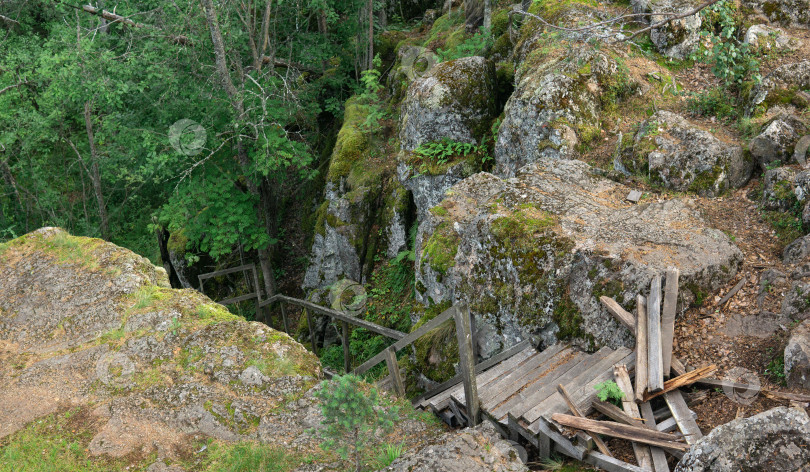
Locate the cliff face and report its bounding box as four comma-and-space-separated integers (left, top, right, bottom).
0, 228, 326, 468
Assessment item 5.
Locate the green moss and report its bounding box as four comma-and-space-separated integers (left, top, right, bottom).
410, 301, 458, 382
552, 289, 592, 346
167, 228, 189, 254
429, 204, 449, 217
422, 222, 460, 275
685, 282, 707, 307
326, 97, 368, 184
490, 204, 557, 245
491, 9, 511, 37
688, 165, 725, 195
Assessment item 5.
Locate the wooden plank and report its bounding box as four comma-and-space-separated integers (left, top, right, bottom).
558, 383, 612, 457
455, 304, 480, 425
425, 346, 536, 410
671, 356, 688, 377
415, 341, 531, 407
475, 345, 572, 407
198, 263, 255, 281
523, 347, 631, 423
342, 321, 351, 373
219, 292, 259, 306
635, 295, 648, 403
516, 347, 614, 420
385, 347, 405, 396
565, 350, 636, 418
551, 414, 690, 451
648, 275, 664, 393
717, 277, 746, 307
661, 268, 680, 375
593, 400, 646, 427
490, 349, 593, 419
477, 345, 563, 394
480, 349, 581, 413
763, 389, 810, 402
656, 417, 677, 433
601, 296, 636, 335
306, 309, 318, 356
643, 365, 716, 402
664, 390, 702, 445
639, 401, 670, 472
533, 416, 585, 461
614, 364, 654, 470
584, 451, 647, 472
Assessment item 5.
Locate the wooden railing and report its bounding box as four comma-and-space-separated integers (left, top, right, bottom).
198, 264, 261, 319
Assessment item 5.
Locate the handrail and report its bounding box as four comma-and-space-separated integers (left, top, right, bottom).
262, 294, 406, 340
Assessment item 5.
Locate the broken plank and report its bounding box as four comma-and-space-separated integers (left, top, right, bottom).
558, 384, 612, 457
593, 400, 646, 427
635, 295, 648, 403
584, 451, 647, 472
639, 401, 670, 472
567, 350, 636, 415
600, 296, 636, 335
763, 389, 810, 402
717, 277, 746, 307
661, 267, 679, 375
648, 275, 664, 393
664, 390, 702, 445
643, 365, 716, 402
551, 414, 690, 451
533, 416, 586, 460
614, 364, 654, 470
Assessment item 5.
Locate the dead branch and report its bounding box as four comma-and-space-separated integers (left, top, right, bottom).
0, 81, 29, 97
79, 5, 194, 45
0, 13, 20, 27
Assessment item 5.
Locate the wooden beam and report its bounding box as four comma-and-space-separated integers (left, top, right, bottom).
643, 365, 716, 402
763, 389, 810, 402
455, 304, 480, 425
600, 296, 636, 335
661, 267, 679, 375
534, 416, 585, 460
584, 451, 647, 472
635, 295, 648, 403
639, 401, 670, 471
385, 347, 405, 396
551, 414, 689, 451
342, 321, 351, 373
664, 390, 702, 445
557, 384, 612, 457
614, 365, 654, 470
593, 400, 646, 427
306, 309, 318, 356
647, 275, 664, 393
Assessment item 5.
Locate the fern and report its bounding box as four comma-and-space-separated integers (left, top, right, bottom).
594, 380, 625, 406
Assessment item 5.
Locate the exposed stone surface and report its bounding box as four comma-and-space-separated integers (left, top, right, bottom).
632, 0, 701, 58
379, 420, 528, 472
750, 114, 809, 170
494, 45, 626, 177
785, 320, 810, 388
415, 158, 742, 355
785, 233, 810, 265
743, 0, 810, 28
674, 407, 810, 471
629, 111, 752, 195
399, 56, 496, 152
744, 24, 801, 51
762, 166, 799, 210
750, 61, 810, 115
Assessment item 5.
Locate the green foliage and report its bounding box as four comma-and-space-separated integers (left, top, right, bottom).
694, 0, 761, 88
369, 443, 406, 469
413, 138, 484, 167
762, 209, 804, 247
594, 380, 625, 406
200, 440, 299, 471
313, 374, 400, 472
358, 55, 387, 133
437, 27, 494, 61
687, 87, 738, 120
765, 351, 787, 386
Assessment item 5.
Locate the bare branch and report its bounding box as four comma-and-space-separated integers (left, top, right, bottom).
0, 81, 29, 97
0, 14, 20, 27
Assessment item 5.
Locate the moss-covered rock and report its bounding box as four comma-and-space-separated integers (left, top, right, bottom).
414, 159, 742, 355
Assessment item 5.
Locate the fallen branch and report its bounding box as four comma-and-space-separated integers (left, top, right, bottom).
552, 414, 690, 451
643, 365, 717, 402
80, 5, 193, 45
763, 390, 810, 403
717, 277, 746, 308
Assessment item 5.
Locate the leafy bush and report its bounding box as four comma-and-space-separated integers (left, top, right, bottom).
314, 374, 400, 472
359, 54, 387, 132
694, 0, 760, 88
437, 27, 494, 61
594, 380, 625, 406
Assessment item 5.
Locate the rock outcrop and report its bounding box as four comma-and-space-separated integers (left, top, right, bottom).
675, 407, 810, 471
415, 158, 742, 355
750, 114, 809, 170
629, 111, 752, 195
744, 24, 801, 51
399, 56, 496, 152
785, 320, 810, 389
749, 61, 810, 115
743, 0, 810, 28
380, 420, 528, 472
632, 0, 701, 59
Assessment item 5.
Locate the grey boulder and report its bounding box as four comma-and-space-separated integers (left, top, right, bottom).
786, 320, 810, 389
750, 114, 809, 171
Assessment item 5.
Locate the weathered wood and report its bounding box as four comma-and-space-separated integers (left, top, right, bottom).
415, 341, 531, 407
584, 451, 647, 472
614, 364, 654, 470
455, 304, 480, 425
644, 365, 716, 402
593, 400, 646, 427
661, 267, 679, 375
671, 356, 688, 377
718, 277, 746, 307
489, 350, 588, 419
306, 309, 318, 356
648, 275, 664, 393
219, 292, 259, 306
551, 414, 689, 451
664, 390, 702, 445
342, 321, 351, 373
198, 263, 255, 282
566, 350, 636, 417
385, 347, 405, 397
265, 295, 406, 343
533, 416, 585, 460
635, 295, 648, 403
640, 401, 670, 472
601, 296, 636, 335
427, 346, 536, 410
763, 389, 810, 402
524, 347, 632, 423
476, 346, 572, 407
558, 384, 612, 457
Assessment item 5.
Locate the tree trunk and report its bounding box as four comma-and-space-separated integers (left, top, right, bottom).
483, 0, 491, 29
83, 101, 109, 240
464, 0, 484, 32
367, 0, 374, 70
354, 427, 361, 472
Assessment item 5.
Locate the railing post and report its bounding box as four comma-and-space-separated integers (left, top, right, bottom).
385, 346, 405, 396
280, 303, 290, 334
306, 309, 318, 356
454, 303, 480, 425
342, 320, 351, 373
